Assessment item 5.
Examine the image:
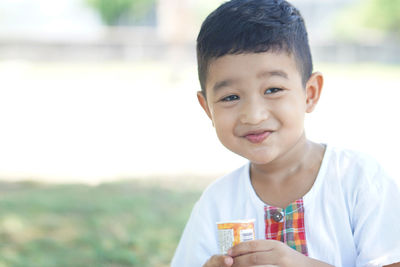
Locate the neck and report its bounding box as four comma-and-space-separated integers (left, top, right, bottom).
250, 133, 313, 184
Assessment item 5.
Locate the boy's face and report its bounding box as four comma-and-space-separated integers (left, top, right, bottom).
197, 52, 322, 165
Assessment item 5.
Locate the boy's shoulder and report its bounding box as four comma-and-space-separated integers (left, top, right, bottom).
203, 163, 249, 192
321, 145, 394, 193
198, 163, 250, 204
326, 145, 383, 175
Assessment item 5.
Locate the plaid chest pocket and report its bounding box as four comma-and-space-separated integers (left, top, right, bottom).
264, 198, 308, 255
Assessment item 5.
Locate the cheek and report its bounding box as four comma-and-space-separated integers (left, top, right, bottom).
276, 98, 306, 127
212, 112, 236, 136
214, 118, 231, 134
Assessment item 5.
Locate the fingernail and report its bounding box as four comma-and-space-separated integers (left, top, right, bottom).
224, 257, 233, 265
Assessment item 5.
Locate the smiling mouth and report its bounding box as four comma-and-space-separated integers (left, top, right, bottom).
243, 131, 272, 144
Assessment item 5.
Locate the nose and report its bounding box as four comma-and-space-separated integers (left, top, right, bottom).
239, 96, 269, 125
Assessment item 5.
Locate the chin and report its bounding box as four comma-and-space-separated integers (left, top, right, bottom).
240, 151, 277, 165
248, 158, 274, 165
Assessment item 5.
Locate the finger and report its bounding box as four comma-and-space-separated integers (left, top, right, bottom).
228, 239, 279, 257
231, 251, 279, 267
203, 255, 234, 267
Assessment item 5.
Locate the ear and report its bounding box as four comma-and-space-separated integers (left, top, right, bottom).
197, 91, 213, 120
305, 72, 323, 113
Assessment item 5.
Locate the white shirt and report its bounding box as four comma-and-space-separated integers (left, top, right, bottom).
171, 146, 400, 267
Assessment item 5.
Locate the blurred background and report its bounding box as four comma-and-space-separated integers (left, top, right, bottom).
0, 0, 399, 266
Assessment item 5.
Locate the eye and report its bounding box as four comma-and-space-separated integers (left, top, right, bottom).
220, 95, 239, 102
265, 88, 282, 94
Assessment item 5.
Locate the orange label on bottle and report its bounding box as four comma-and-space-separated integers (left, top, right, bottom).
216, 219, 255, 254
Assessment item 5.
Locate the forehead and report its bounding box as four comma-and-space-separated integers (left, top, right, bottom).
205, 52, 302, 93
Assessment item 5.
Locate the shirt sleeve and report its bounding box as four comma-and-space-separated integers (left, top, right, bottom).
353, 165, 400, 267
170, 199, 219, 267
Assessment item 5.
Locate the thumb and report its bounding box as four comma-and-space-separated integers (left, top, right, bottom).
203, 255, 233, 267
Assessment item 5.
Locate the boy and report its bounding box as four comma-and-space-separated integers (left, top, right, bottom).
171, 0, 400, 266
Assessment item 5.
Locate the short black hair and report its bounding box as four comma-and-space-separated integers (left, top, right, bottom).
197, 0, 313, 95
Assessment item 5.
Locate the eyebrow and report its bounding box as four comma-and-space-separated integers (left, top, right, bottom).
257, 70, 288, 79
212, 70, 288, 92
212, 79, 236, 92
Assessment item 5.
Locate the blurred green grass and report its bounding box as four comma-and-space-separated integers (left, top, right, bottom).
0, 180, 202, 267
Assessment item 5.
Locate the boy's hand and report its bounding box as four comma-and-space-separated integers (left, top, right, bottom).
228, 240, 333, 267
203, 255, 234, 267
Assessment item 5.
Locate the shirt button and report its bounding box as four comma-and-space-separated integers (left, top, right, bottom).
271, 211, 284, 222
